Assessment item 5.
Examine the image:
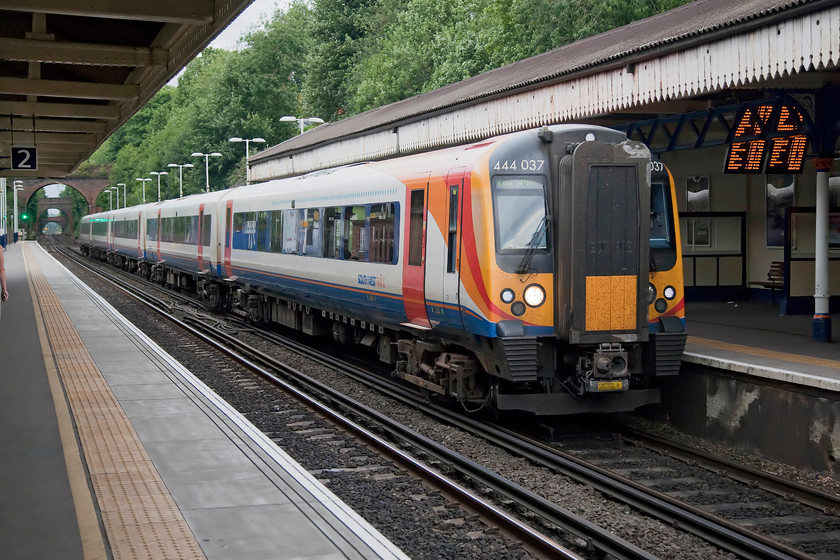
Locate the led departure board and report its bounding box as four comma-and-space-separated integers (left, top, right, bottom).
724, 140, 765, 173
766, 134, 808, 173
723, 104, 809, 174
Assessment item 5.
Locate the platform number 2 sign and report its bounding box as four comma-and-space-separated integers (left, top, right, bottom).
11, 146, 38, 171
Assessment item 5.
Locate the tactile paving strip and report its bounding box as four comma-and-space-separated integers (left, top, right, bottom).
27, 247, 206, 560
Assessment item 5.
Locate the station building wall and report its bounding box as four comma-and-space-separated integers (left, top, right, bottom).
660, 147, 840, 301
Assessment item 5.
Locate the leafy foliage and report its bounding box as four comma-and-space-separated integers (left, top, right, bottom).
80, 0, 691, 202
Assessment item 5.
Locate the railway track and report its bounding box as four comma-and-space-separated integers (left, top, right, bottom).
49, 237, 840, 559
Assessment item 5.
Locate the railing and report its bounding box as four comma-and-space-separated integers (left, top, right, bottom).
680, 212, 747, 295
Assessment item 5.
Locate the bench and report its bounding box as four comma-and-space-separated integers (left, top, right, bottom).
749, 261, 784, 302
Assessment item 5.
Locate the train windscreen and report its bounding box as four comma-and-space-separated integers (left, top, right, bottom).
650, 180, 677, 270
492, 176, 548, 253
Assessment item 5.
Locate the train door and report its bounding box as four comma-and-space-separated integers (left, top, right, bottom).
197, 204, 206, 272
136, 211, 143, 257
402, 173, 431, 328
424, 167, 465, 329
556, 141, 649, 341
223, 199, 234, 277
155, 208, 162, 261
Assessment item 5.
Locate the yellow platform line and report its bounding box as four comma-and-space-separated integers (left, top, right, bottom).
687, 335, 840, 370
25, 244, 206, 560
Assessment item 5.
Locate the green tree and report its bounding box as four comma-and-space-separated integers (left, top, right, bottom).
76, 0, 694, 201
302, 0, 376, 119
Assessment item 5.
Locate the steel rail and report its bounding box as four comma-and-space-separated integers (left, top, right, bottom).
183, 318, 654, 560
618, 427, 840, 516
243, 325, 809, 560
55, 241, 809, 559
52, 244, 588, 560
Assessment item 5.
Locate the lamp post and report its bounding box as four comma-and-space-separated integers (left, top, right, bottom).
148, 172, 167, 202
111, 186, 119, 209
280, 116, 324, 135
190, 152, 222, 192
228, 137, 266, 185
167, 163, 194, 198
107, 189, 113, 210
136, 178, 152, 203
13, 181, 23, 242
117, 183, 126, 208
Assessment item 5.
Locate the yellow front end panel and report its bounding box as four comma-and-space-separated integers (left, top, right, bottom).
585, 275, 637, 331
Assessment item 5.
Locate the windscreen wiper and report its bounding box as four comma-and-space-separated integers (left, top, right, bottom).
515, 215, 549, 274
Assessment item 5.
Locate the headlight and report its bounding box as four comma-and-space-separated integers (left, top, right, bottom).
500, 288, 515, 304
523, 284, 546, 307
663, 285, 676, 300
648, 283, 656, 304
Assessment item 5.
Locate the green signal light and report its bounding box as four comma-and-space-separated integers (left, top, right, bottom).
21, 214, 28, 219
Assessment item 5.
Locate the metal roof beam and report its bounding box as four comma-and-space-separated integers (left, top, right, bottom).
0, 101, 121, 120
0, 38, 168, 67
22, 144, 86, 153
0, 131, 96, 144
0, 77, 140, 100
0, 116, 107, 133
0, 0, 214, 24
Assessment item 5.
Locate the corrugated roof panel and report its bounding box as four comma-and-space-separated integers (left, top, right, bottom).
251, 0, 836, 179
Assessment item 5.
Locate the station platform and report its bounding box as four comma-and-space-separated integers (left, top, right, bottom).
0, 241, 409, 560
684, 300, 840, 393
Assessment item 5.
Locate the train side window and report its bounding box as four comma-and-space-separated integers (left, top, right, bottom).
370, 203, 396, 264
201, 214, 211, 246
160, 217, 171, 243
231, 212, 245, 249
323, 207, 341, 258
649, 178, 678, 270
282, 209, 298, 254
299, 208, 320, 255
269, 211, 284, 253
92, 219, 107, 237
344, 206, 366, 260
179, 217, 186, 244
256, 211, 268, 251
447, 186, 459, 272
188, 216, 199, 245
408, 190, 424, 266
244, 212, 257, 250
226, 208, 232, 248
650, 182, 672, 249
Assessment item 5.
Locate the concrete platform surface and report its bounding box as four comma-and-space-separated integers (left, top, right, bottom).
0, 241, 408, 560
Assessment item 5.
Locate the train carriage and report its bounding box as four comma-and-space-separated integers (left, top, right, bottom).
81, 124, 686, 416
141, 191, 228, 290
219, 168, 406, 329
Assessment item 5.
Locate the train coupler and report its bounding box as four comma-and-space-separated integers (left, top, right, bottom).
573, 343, 629, 394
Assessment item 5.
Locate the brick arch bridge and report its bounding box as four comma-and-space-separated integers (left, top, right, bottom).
11, 177, 109, 236
37, 198, 73, 236
12, 177, 109, 213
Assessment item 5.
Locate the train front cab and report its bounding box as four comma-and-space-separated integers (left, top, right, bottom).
644, 161, 687, 382
489, 128, 685, 415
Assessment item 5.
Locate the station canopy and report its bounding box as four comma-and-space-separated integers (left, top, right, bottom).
0, 0, 253, 178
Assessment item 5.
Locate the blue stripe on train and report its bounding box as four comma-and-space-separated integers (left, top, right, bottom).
143, 252, 536, 340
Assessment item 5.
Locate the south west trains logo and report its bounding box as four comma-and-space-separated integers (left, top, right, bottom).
358, 274, 386, 289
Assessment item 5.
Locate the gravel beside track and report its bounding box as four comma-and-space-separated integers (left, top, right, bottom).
52, 242, 839, 559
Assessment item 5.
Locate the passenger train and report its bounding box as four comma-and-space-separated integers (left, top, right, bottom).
80, 124, 686, 415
